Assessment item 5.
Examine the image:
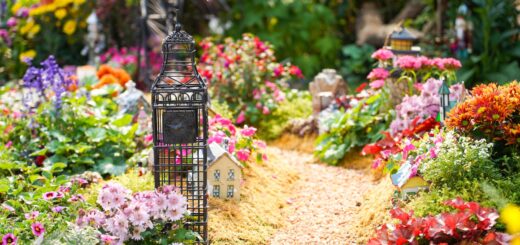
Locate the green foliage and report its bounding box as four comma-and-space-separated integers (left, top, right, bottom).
451, 0, 520, 85
43, 223, 100, 245
222, 0, 341, 77
210, 99, 234, 120
339, 44, 375, 89
3, 95, 138, 176
257, 90, 313, 140
315, 90, 391, 165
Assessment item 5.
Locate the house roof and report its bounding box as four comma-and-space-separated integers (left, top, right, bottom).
207, 142, 243, 168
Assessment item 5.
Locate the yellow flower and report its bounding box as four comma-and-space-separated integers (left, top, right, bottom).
55, 8, 67, 20
63, 20, 77, 35
20, 20, 35, 35
501, 204, 520, 234
19, 50, 37, 62
74, 0, 86, 5
513, 237, 520, 245
28, 24, 41, 38
11, 3, 22, 14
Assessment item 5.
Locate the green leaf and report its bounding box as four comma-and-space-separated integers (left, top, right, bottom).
85, 128, 107, 142
112, 114, 133, 127
0, 179, 9, 193
0, 162, 16, 170
30, 148, 48, 157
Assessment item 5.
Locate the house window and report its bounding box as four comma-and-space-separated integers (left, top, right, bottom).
227, 169, 235, 181
227, 185, 234, 198
213, 185, 220, 198
214, 170, 220, 181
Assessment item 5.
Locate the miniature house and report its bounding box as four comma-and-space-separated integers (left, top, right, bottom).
400, 176, 429, 197
207, 142, 243, 201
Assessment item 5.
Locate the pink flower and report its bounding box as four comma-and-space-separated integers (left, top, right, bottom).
100, 234, 117, 245
262, 106, 270, 115
68, 194, 85, 203
240, 126, 257, 137
367, 68, 389, 81
52, 206, 64, 213
2, 233, 17, 244
442, 58, 462, 70
273, 64, 284, 77
402, 142, 416, 160
31, 222, 45, 237
416, 56, 432, 69
254, 140, 267, 149
1, 204, 15, 212
5, 141, 12, 149
43, 191, 59, 200
208, 131, 226, 144
236, 111, 245, 124
396, 56, 421, 70
371, 49, 394, 61
228, 139, 236, 153
25, 211, 39, 220
6, 17, 17, 28
144, 134, 153, 143
431, 58, 445, 70
236, 149, 250, 162
265, 81, 277, 90
369, 79, 385, 89
289, 65, 304, 78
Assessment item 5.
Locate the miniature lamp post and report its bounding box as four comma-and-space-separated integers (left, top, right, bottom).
151, 18, 208, 242
389, 25, 420, 57
439, 79, 451, 122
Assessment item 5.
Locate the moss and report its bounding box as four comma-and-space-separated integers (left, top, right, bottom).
257, 90, 312, 140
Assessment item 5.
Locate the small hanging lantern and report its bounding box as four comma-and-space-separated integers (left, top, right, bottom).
389, 25, 420, 56
151, 19, 208, 242
439, 79, 451, 121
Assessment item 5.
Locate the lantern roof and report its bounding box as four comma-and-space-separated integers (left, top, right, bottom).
390, 26, 417, 41
164, 23, 194, 45
439, 80, 450, 94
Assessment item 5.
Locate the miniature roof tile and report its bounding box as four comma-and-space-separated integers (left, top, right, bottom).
207, 142, 243, 168
390, 26, 417, 41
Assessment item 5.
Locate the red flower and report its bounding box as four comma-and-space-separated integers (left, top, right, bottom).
355, 83, 368, 93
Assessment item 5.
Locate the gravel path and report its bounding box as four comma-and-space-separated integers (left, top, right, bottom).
268, 147, 378, 244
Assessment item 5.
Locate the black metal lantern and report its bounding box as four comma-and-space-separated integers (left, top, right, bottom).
439, 79, 451, 121
151, 21, 208, 242
390, 25, 420, 56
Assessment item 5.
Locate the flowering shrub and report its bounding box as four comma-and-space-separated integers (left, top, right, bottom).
209, 114, 267, 164
369, 198, 509, 244
198, 34, 302, 126
1, 58, 140, 176
0, 167, 91, 244
389, 78, 465, 136
10, 0, 94, 65
446, 81, 520, 149
78, 183, 199, 244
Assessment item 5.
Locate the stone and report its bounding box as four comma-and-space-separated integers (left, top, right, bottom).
309, 69, 347, 117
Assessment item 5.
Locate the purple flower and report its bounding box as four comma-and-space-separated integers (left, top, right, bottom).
16, 8, 29, 18
22, 56, 73, 111
2, 233, 17, 244
52, 206, 64, 213
43, 191, 59, 200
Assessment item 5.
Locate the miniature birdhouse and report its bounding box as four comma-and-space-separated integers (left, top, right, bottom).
207, 142, 242, 201
309, 69, 347, 117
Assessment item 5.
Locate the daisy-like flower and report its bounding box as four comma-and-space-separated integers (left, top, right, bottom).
42, 191, 58, 200
2, 233, 17, 244
31, 222, 45, 237
24, 211, 39, 220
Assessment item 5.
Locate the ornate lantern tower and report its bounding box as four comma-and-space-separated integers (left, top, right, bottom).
151, 21, 208, 242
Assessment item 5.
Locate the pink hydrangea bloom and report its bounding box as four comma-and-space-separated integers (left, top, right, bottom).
31, 222, 45, 237
240, 126, 257, 137
369, 79, 385, 89
367, 68, 389, 81
371, 49, 394, 61
236, 149, 250, 162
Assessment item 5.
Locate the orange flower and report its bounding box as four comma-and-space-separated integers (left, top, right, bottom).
96, 65, 113, 79
93, 74, 118, 89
